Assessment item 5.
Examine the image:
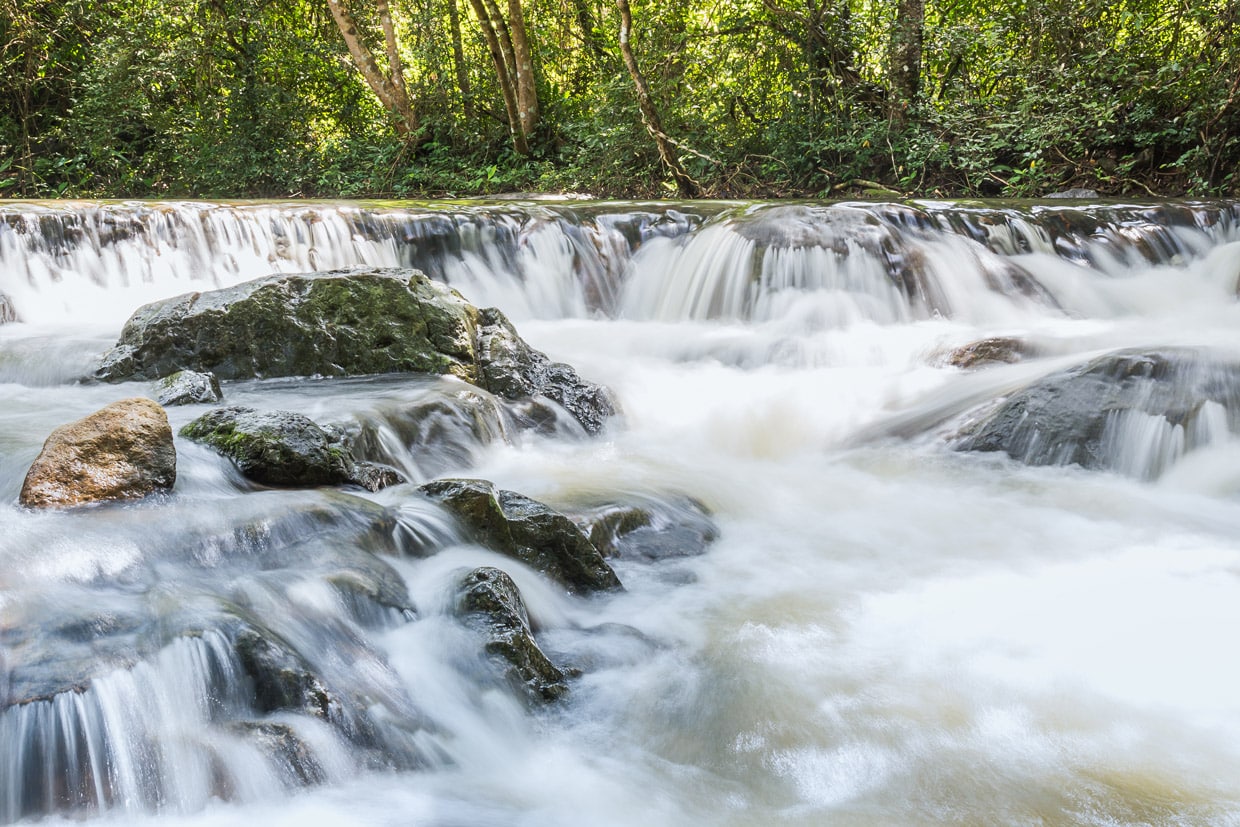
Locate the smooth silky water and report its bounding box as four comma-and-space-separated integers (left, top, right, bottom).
4, 199, 1240, 825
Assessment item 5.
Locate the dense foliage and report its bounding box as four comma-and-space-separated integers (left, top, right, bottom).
2, 0, 1237, 198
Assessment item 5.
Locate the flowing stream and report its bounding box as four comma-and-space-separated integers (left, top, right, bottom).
4, 198, 1240, 825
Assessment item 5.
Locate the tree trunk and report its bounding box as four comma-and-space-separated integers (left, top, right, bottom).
615, 0, 700, 198
467, 0, 530, 153
507, 0, 539, 136
446, 0, 474, 118
888, 0, 923, 120
327, 0, 420, 140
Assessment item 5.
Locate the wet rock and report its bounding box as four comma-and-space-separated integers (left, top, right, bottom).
180, 406, 405, 491
575, 495, 718, 561
1045, 188, 1100, 199
475, 307, 618, 434
954, 348, 1240, 478
95, 268, 616, 433
20, 397, 176, 508
456, 566, 567, 703
234, 628, 340, 719
156, 369, 223, 406
181, 407, 354, 487
944, 336, 1029, 369
0, 292, 17, 324
229, 721, 325, 786
96, 268, 480, 385
348, 461, 407, 492
419, 478, 622, 594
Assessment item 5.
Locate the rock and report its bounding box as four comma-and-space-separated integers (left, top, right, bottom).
95, 268, 616, 433
20, 398, 177, 508
179, 406, 406, 491
181, 407, 354, 487
234, 628, 341, 720
0, 292, 17, 324
419, 478, 622, 594
156, 369, 223, 406
456, 566, 568, 703
96, 268, 479, 384
229, 722, 325, 787
348, 461, 407, 493
576, 496, 718, 561
954, 348, 1240, 478
1045, 188, 1100, 199
944, 336, 1029, 369
475, 308, 618, 434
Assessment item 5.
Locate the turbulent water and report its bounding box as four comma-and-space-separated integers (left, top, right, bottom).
4, 198, 1240, 825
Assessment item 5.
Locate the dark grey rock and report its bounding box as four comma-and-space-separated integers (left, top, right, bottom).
576, 495, 718, 561
475, 307, 618, 434
954, 348, 1240, 478
95, 268, 617, 434
180, 407, 353, 487
419, 478, 622, 594
456, 566, 567, 703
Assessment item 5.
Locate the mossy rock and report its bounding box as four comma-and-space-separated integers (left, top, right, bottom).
97, 268, 617, 434
97, 268, 481, 384
180, 406, 405, 490
420, 478, 621, 595
456, 566, 568, 703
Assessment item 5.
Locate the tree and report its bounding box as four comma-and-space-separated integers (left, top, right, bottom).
327, 0, 421, 140
467, 0, 539, 153
615, 0, 699, 196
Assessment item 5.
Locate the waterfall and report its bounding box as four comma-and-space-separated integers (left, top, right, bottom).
4, 200, 1239, 329
6, 198, 1240, 826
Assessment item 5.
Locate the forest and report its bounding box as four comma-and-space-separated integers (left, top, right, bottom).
1, 0, 1237, 199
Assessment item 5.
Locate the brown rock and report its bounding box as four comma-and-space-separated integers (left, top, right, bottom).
19, 398, 177, 508
945, 336, 1028, 369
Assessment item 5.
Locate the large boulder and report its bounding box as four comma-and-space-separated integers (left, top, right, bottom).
95, 268, 616, 434
954, 348, 1240, 478
419, 478, 622, 595
456, 566, 568, 703
20, 397, 176, 508
180, 406, 406, 490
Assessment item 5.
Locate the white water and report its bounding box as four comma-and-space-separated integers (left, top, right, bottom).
4, 199, 1240, 825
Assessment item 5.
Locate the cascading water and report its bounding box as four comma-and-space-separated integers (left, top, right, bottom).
4, 198, 1240, 826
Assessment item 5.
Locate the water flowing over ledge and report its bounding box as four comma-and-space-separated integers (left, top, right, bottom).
3, 199, 1240, 327
4, 199, 1240, 826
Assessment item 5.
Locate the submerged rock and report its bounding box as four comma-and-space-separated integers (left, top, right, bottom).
95, 268, 616, 433
456, 566, 568, 703
229, 722, 326, 787
575, 495, 718, 561
180, 406, 406, 490
234, 628, 341, 720
20, 397, 177, 508
420, 478, 622, 594
954, 348, 1240, 478
0, 292, 17, 324
156, 369, 223, 406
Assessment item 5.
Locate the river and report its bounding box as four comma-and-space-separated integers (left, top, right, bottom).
3, 199, 1240, 825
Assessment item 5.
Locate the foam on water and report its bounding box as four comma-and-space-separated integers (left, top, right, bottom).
5, 199, 1240, 825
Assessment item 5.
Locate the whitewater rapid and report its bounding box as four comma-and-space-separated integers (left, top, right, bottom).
4, 199, 1240, 825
